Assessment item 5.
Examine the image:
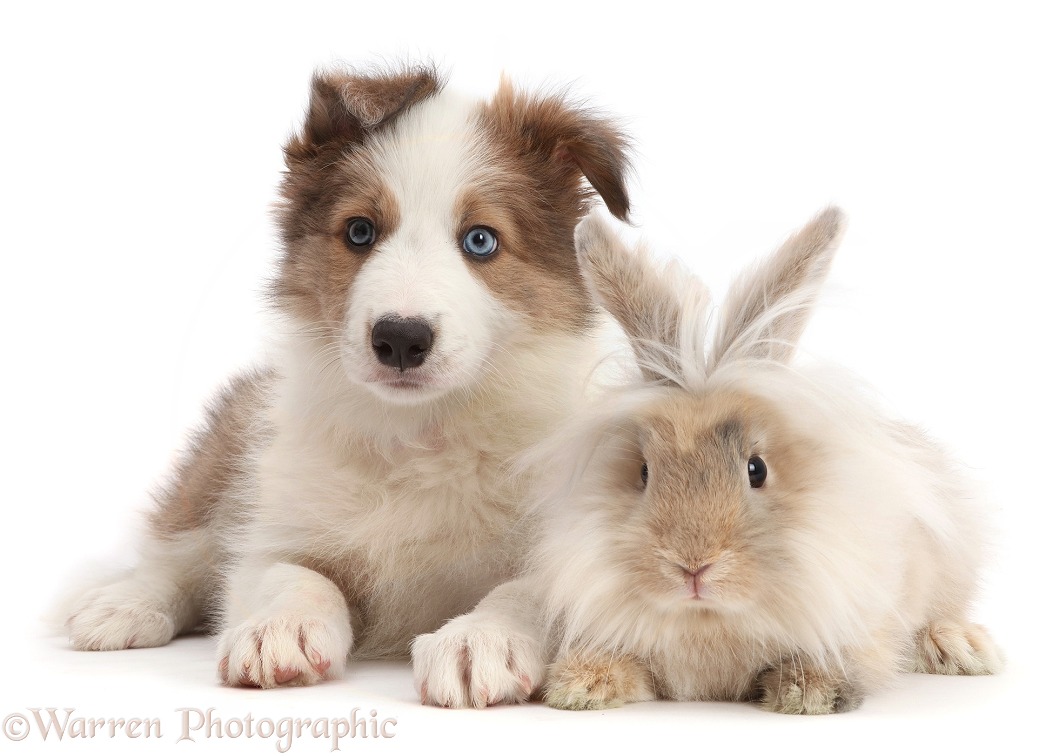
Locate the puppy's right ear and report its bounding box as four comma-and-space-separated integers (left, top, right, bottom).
484, 80, 632, 221
285, 65, 442, 163
576, 214, 711, 384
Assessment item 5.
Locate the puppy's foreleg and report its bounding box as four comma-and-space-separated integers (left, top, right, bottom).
218, 561, 353, 688
67, 532, 209, 651
412, 576, 549, 708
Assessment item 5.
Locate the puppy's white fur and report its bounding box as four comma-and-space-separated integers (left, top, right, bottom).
338, 93, 507, 405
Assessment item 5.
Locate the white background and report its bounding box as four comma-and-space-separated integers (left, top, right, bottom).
2, 1, 1036, 754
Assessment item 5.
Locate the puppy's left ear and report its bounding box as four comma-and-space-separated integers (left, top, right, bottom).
484, 80, 632, 220
285, 64, 443, 163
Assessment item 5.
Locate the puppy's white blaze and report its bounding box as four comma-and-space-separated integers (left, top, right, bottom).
372, 90, 485, 210
339, 92, 508, 403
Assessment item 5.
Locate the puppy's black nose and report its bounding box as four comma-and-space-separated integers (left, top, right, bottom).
371, 317, 434, 371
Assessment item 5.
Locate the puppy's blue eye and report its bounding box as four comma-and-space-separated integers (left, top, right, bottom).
346, 217, 376, 250
462, 227, 498, 258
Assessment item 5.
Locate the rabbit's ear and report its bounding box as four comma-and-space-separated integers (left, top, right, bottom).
576, 213, 710, 384
711, 206, 846, 368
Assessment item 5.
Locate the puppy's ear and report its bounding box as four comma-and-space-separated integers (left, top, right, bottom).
285, 64, 442, 162
485, 80, 632, 220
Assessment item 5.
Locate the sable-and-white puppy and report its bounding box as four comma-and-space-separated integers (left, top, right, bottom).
414, 209, 1001, 712
65, 64, 631, 688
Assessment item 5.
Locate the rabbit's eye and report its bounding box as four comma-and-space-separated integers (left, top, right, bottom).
640, 463, 649, 485
748, 455, 767, 488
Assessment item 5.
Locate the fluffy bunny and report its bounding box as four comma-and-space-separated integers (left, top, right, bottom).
412, 207, 1001, 713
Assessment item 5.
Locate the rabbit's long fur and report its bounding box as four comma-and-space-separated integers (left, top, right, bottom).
413, 208, 1001, 713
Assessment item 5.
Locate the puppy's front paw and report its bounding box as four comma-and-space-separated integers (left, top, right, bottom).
543, 652, 653, 710
67, 583, 177, 651
412, 620, 546, 708
757, 660, 862, 715
218, 615, 349, 688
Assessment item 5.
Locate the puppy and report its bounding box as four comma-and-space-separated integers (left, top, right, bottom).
65, 64, 630, 688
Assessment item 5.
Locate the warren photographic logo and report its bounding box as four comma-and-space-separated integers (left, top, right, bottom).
3, 706, 397, 752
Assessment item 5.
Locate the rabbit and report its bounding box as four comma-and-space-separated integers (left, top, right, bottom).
412, 207, 1002, 713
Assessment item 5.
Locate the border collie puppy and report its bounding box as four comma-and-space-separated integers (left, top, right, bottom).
65, 64, 630, 688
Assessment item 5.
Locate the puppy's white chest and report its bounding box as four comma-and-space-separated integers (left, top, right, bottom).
256, 415, 521, 556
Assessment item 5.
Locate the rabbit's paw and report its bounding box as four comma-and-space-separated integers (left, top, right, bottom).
757, 660, 863, 715
914, 620, 1003, 676
412, 620, 545, 708
544, 652, 653, 710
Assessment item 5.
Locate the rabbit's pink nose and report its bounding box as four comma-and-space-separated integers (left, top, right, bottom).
684, 563, 713, 600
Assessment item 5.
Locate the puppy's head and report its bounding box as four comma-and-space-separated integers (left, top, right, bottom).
274, 64, 630, 406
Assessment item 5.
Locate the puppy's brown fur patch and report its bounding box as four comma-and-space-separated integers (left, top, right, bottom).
150, 369, 274, 536
471, 81, 631, 330
275, 67, 439, 325
276, 156, 401, 327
